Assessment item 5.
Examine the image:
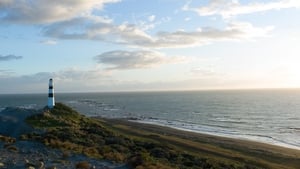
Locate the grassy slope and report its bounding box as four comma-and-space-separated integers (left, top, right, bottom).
105, 119, 300, 169
24, 103, 300, 169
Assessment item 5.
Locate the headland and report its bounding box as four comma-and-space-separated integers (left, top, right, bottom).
0, 103, 300, 169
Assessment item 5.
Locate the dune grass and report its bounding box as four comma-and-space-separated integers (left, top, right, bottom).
24, 103, 300, 169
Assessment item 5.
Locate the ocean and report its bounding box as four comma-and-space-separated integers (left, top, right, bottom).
1, 90, 300, 150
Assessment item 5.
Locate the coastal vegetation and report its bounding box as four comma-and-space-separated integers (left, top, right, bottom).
24, 103, 300, 169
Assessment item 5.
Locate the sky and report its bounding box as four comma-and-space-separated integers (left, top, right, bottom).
0, 0, 300, 93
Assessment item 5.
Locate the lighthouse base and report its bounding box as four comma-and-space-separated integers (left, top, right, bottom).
48, 98, 55, 109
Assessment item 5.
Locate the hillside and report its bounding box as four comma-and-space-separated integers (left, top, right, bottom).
22, 103, 300, 169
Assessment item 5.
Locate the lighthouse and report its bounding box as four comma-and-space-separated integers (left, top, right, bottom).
48, 78, 55, 108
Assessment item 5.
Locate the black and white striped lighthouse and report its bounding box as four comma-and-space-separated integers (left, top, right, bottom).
48, 78, 55, 108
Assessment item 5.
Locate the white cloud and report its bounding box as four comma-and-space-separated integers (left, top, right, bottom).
95, 50, 186, 70
0, 1, 271, 49
0, 69, 15, 77
184, 17, 191, 21
0, 54, 23, 61
148, 15, 156, 22
0, 68, 112, 93
43, 16, 272, 48
0, 0, 120, 24
190, 68, 218, 77
56, 67, 111, 81
40, 40, 57, 45
143, 21, 273, 48
43, 17, 153, 44
184, 0, 300, 18
135, 15, 170, 31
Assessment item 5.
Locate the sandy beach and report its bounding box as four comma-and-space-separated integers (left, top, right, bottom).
103, 118, 300, 169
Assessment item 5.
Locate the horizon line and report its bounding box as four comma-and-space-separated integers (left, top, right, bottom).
2, 87, 300, 95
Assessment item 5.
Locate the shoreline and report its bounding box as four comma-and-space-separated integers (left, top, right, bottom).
102, 117, 300, 169
2, 104, 300, 168
127, 119, 300, 151
104, 117, 300, 152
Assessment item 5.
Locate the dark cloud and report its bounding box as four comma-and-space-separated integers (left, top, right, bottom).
0, 55, 23, 61
95, 50, 185, 70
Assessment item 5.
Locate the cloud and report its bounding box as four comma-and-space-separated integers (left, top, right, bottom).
53, 68, 110, 82
0, 68, 112, 93
0, 54, 23, 61
1, 1, 273, 49
43, 17, 152, 43
0, 69, 15, 77
135, 14, 162, 31
184, 17, 191, 21
144, 22, 273, 48
43, 16, 272, 48
131, 13, 170, 31
40, 40, 57, 45
0, 0, 120, 24
1, 68, 108, 83
190, 68, 219, 77
148, 15, 156, 22
184, 0, 300, 18
0, 0, 12, 6
95, 50, 185, 70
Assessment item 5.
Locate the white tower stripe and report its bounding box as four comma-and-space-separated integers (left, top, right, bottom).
48, 78, 55, 108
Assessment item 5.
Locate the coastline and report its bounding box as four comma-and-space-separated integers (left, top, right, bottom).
2, 91, 300, 154
2, 103, 300, 168
128, 119, 300, 151
102, 118, 300, 169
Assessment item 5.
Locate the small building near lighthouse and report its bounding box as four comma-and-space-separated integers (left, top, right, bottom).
48, 78, 55, 108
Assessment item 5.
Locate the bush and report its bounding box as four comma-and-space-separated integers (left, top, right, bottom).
75, 161, 90, 169
6, 145, 18, 152
0, 135, 16, 143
